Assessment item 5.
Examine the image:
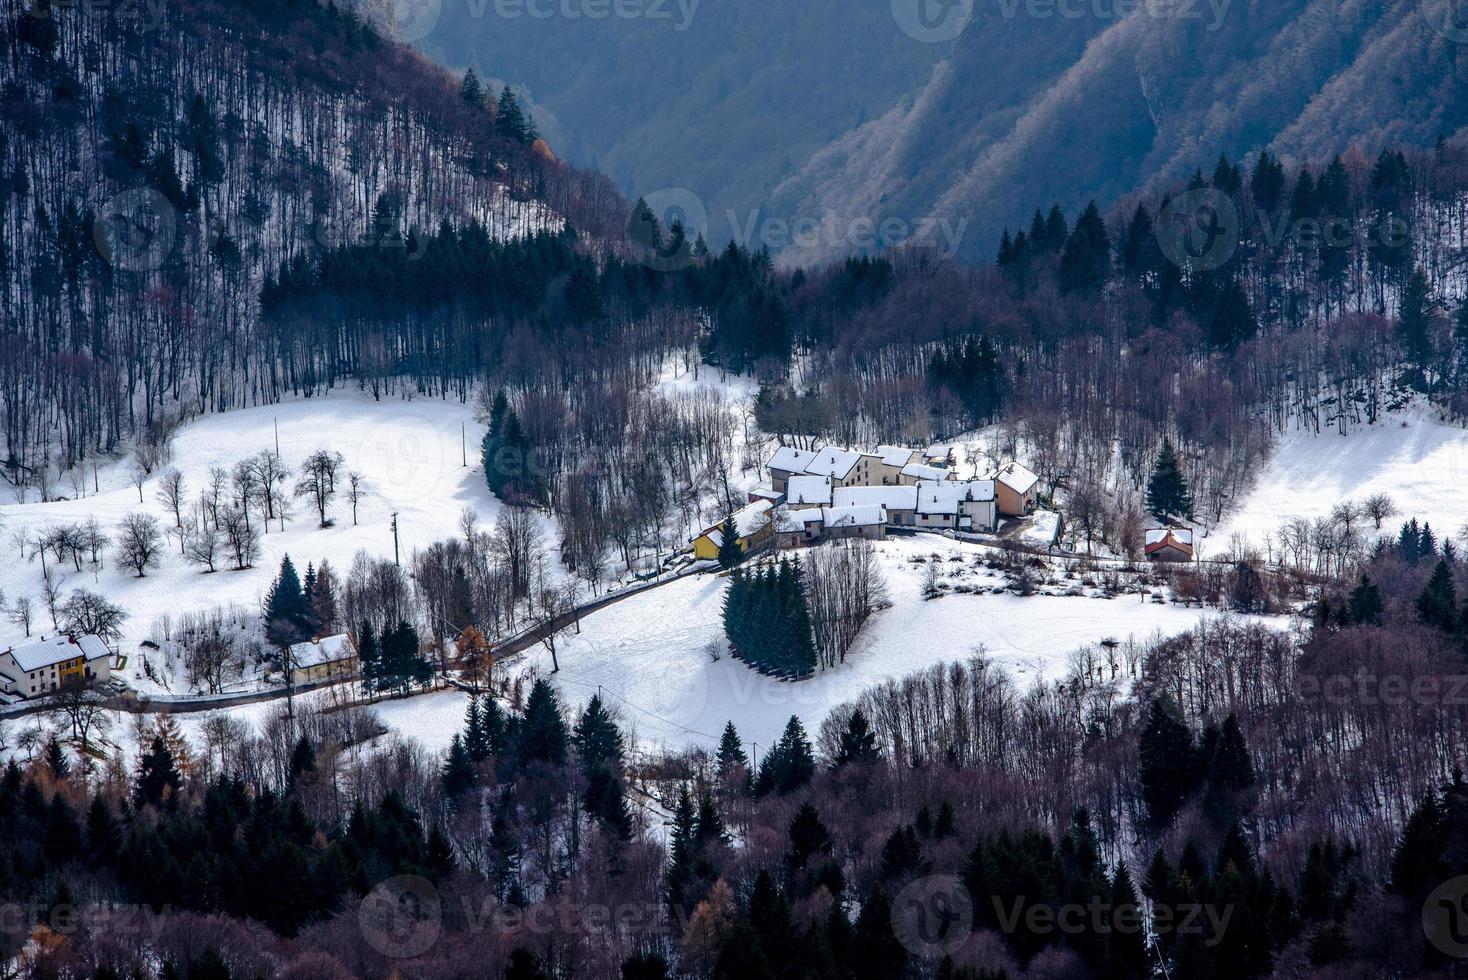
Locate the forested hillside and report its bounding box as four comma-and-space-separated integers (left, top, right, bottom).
0, 0, 622, 486
418, 0, 1468, 266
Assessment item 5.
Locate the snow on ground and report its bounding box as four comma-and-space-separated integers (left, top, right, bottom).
1208, 404, 1468, 558
0, 388, 535, 693
504, 535, 1282, 755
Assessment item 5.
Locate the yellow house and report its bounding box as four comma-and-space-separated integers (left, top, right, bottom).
287, 634, 359, 685
692, 500, 774, 560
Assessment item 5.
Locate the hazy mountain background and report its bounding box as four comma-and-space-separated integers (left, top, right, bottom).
420, 0, 1468, 264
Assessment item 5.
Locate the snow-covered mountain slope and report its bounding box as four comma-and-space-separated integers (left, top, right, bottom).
0, 390, 525, 693
1208, 404, 1468, 557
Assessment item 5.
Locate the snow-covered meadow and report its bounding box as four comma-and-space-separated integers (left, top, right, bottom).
0, 389, 513, 693
1207, 404, 1468, 558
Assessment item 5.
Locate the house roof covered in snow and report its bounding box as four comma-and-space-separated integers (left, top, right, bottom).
902, 462, 950, 482
5, 634, 110, 672
833, 485, 918, 511
915, 480, 996, 514
768, 446, 821, 474
924, 443, 957, 462
1144, 527, 1195, 552
804, 447, 866, 480
821, 505, 887, 529
787, 475, 834, 506
774, 506, 824, 533
702, 499, 775, 546
996, 461, 1039, 495
876, 445, 918, 467
288, 634, 356, 668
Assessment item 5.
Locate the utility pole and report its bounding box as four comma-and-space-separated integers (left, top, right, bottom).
461, 421, 467, 467
391, 512, 400, 566
274, 417, 280, 455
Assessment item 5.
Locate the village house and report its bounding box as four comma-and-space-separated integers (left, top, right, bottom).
924, 444, 958, 467
995, 462, 1040, 517
772, 504, 888, 549
0, 634, 113, 701
913, 480, 998, 533
773, 506, 826, 549
767, 446, 821, 493
833, 484, 918, 526
747, 486, 784, 506
820, 505, 888, 541
692, 499, 775, 560
287, 633, 359, 685
899, 461, 951, 485
1144, 528, 1195, 562
758, 445, 1034, 545
786, 474, 834, 506
804, 447, 881, 488
874, 445, 919, 485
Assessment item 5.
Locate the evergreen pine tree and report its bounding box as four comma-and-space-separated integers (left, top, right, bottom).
1145, 439, 1194, 520
134, 735, 182, 809
460, 68, 485, 108
716, 512, 744, 569
1139, 695, 1201, 828
264, 555, 312, 647
1347, 576, 1383, 625
1418, 558, 1458, 632
442, 734, 476, 799
834, 707, 879, 767
517, 678, 568, 768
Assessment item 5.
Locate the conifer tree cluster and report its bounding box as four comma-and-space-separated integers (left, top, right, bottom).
927, 334, 1005, 426
481, 389, 541, 505
723, 559, 818, 678
1138, 696, 1255, 829
754, 715, 816, 796
357, 620, 431, 696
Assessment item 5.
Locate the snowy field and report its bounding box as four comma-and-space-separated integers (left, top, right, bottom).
1208, 405, 1468, 557
0, 389, 519, 693
503, 535, 1281, 755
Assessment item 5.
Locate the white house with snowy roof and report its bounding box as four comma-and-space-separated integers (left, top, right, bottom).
786, 474, 834, 506
767, 447, 821, 493
833, 485, 918, 526
772, 504, 887, 549
0, 634, 113, 699
913, 480, 997, 532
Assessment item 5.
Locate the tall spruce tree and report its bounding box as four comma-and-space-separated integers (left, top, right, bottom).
1146, 439, 1193, 520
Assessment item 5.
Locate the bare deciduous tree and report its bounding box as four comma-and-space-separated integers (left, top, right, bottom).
114, 512, 164, 577
156, 468, 187, 527
295, 449, 345, 527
